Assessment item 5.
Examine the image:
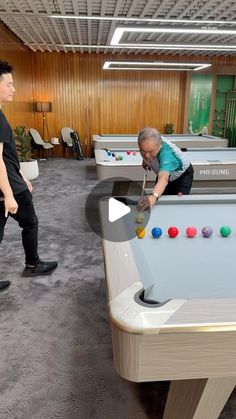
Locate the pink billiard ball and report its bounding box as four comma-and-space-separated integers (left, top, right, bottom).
168, 226, 179, 238
133, 151, 137, 155
127, 150, 131, 155
186, 226, 197, 238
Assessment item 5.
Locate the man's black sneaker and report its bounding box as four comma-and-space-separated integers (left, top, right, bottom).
22, 260, 58, 277
0, 280, 10, 292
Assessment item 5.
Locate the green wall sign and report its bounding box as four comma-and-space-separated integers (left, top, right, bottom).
188, 74, 212, 134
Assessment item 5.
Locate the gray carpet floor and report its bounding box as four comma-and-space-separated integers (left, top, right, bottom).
0, 158, 235, 419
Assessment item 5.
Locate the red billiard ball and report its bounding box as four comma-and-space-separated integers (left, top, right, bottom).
127, 150, 131, 155
168, 226, 179, 238
186, 226, 197, 238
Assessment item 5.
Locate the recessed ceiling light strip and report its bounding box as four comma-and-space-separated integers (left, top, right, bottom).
48, 15, 236, 26
103, 61, 212, 71
27, 43, 236, 52
111, 27, 236, 46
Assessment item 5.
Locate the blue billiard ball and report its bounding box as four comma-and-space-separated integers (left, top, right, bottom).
107, 151, 111, 156
151, 227, 162, 238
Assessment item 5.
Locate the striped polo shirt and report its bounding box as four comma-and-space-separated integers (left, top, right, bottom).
145, 139, 191, 182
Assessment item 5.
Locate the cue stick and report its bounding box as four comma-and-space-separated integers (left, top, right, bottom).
231, 100, 235, 146
233, 100, 236, 146
229, 99, 233, 146
227, 99, 231, 144
224, 94, 230, 139
232, 100, 235, 146
141, 169, 148, 197
230, 99, 234, 146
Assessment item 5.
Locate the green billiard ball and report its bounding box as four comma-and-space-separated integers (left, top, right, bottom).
220, 225, 231, 237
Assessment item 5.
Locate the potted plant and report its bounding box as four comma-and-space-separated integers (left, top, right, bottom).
14, 125, 39, 180
163, 123, 175, 134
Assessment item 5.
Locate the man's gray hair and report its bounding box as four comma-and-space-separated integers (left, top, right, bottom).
138, 128, 162, 146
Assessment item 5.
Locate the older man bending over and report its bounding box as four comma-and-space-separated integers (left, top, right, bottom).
137, 127, 194, 211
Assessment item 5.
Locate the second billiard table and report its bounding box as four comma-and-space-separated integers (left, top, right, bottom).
93, 133, 228, 150
95, 148, 236, 195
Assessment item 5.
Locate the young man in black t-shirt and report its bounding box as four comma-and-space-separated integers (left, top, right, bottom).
0, 60, 58, 291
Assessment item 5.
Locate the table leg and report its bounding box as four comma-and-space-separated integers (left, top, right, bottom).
112, 181, 131, 196
163, 377, 236, 419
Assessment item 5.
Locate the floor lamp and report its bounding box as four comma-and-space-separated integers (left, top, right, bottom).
35, 101, 52, 140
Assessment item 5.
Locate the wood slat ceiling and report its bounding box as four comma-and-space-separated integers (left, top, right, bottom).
0, 0, 236, 57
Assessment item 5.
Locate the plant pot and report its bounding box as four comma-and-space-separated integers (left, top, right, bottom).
20, 160, 39, 180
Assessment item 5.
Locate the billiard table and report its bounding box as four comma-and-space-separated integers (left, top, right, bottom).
95, 148, 236, 195
99, 194, 236, 419
93, 133, 228, 150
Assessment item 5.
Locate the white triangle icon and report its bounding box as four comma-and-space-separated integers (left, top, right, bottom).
108, 198, 131, 222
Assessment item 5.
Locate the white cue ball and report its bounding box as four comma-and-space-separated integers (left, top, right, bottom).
135, 213, 145, 224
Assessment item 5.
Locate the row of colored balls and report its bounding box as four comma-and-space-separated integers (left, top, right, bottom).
106, 150, 137, 160
135, 225, 232, 239
107, 151, 124, 160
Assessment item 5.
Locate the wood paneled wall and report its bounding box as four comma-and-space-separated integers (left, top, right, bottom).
1, 22, 236, 156
32, 52, 186, 154
0, 23, 34, 129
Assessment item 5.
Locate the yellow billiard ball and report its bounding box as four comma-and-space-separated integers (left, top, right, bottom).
135, 226, 146, 238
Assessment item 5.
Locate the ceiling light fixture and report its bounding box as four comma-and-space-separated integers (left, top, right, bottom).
56, 44, 236, 51
103, 61, 212, 71
111, 26, 236, 46
48, 15, 236, 26
29, 42, 236, 52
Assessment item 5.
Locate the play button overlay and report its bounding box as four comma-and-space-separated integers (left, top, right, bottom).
108, 198, 131, 222
85, 177, 151, 242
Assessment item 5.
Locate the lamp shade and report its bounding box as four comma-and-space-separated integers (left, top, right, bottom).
35, 101, 52, 113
